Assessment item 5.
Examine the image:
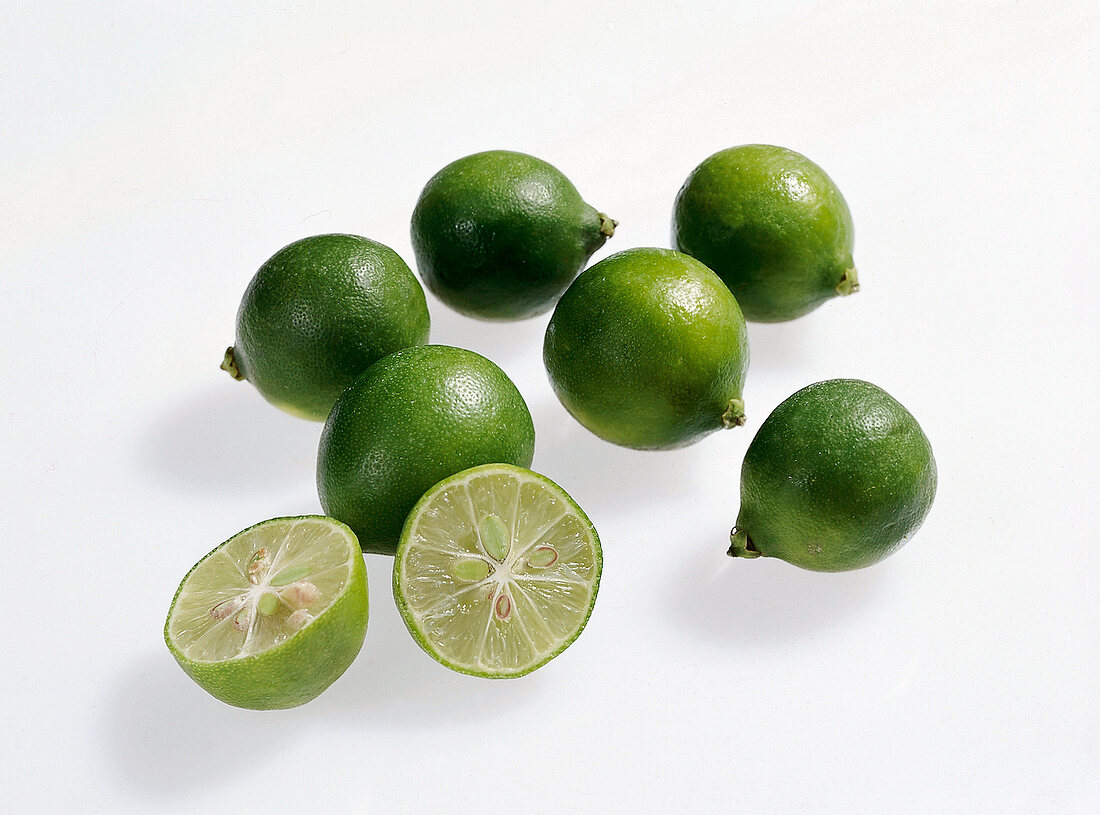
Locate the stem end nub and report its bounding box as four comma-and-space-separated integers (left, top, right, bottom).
835, 266, 860, 297
597, 211, 618, 239
221, 347, 244, 380
728, 527, 762, 559
721, 398, 746, 428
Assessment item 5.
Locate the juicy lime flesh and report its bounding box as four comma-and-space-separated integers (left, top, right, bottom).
317, 345, 536, 556
732, 379, 937, 572
230, 233, 430, 420
168, 518, 352, 661
395, 464, 601, 678
165, 516, 368, 709
411, 150, 612, 320
544, 247, 748, 450
672, 144, 856, 323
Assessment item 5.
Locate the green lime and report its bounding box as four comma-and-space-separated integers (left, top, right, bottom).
164, 516, 368, 710
222, 234, 430, 421
394, 463, 602, 678
672, 144, 858, 322
543, 247, 749, 450
317, 345, 536, 555
410, 150, 616, 320
729, 379, 937, 572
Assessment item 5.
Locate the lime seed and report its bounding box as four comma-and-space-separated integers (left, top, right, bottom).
452, 559, 493, 582
257, 592, 280, 617
480, 515, 510, 561
526, 546, 559, 569
283, 580, 321, 608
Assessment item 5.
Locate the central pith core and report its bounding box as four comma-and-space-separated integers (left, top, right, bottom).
209, 546, 322, 634
448, 514, 559, 620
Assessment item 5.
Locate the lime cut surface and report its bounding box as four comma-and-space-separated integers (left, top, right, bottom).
165, 516, 368, 709
394, 464, 602, 678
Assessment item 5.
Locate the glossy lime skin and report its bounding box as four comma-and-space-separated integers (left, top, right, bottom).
317, 345, 536, 555
411, 150, 612, 320
672, 144, 856, 322
230, 234, 430, 421
164, 517, 369, 710
544, 248, 749, 450
733, 379, 937, 572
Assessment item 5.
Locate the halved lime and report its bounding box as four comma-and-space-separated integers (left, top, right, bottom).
394, 464, 602, 678
165, 516, 368, 709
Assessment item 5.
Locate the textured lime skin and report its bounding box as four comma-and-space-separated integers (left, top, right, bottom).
317, 345, 536, 555
393, 463, 602, 679
164, 516, 369, 710
672, 144, 856, 322
543, 247, 749, 450
731, 380, 937, 572
228, 234, 430, 420
411, 150, 613, 320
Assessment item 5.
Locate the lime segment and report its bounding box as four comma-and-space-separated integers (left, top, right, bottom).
394, 464, 602, 678
165, 516, 368, 709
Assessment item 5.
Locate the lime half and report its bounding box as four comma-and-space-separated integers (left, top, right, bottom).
394, 464, 602, 678
165, 516, 368, 709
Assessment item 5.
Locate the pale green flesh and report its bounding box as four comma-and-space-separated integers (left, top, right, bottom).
398, 469, 599, 675
168, 518, 354, 662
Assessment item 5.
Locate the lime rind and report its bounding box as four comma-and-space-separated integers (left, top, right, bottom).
393, 464, 602, 679
165, 516, 369, 709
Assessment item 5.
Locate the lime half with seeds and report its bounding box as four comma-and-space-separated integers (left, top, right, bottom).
165, 516, 368, 709
394, 464, 602, 678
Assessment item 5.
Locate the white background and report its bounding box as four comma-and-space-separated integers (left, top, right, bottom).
2, 1, 1097, 812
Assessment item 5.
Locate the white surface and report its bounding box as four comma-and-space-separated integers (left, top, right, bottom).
2, 1, 1097, 812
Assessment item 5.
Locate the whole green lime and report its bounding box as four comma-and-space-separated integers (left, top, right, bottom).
729, 379, 936, 572
317, 345, 536, 555
543, 247, 749, 450
672, 144, 858, 322
222, 234, 430, 421
410, 150, 616, 320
